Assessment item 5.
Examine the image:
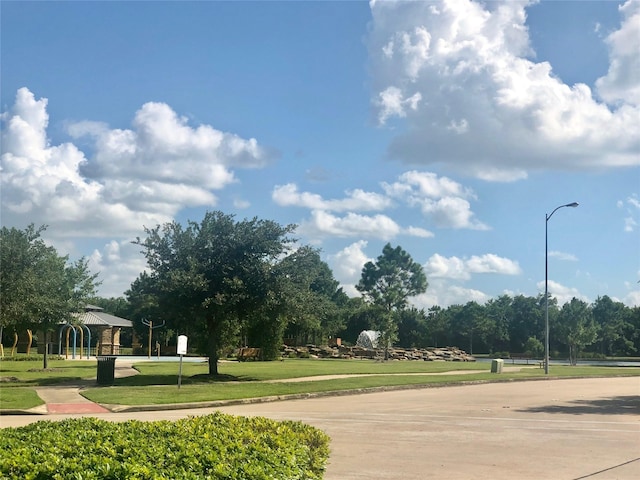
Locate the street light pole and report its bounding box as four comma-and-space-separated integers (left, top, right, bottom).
545, 202, 579, 374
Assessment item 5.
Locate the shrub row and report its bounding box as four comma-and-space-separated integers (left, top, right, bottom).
0, 355, 62, 362
0, 413, 330, 479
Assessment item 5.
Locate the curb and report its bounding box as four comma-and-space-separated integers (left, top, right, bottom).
0, 405, 47, 416
100, 376, 560, 413
3, 374, 639, 417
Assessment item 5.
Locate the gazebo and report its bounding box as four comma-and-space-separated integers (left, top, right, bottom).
58, 305, 133, 356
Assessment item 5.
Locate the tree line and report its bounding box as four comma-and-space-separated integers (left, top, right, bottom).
2, 213, 639, 373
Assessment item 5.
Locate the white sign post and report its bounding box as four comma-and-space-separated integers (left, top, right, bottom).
177, 335, 188, 389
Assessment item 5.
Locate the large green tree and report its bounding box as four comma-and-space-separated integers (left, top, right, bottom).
356, 243, 427, 358
0, 225, 99, 367
0, 225, 46, 336
454, 301, 494, 355
125, 272, 168, 352
592, 295, 634, 356
627, 306, 640, 354
557, 297, 599, 365
397, 307, 428, 348
278, 246, 346, 346
340, 297, 379, 345
425, 305, 449, 347
135, 211, 295, 375
484, 295, 512, 353
510, 294, 546, 353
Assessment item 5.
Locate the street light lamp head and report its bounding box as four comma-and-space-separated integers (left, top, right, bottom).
565, 202, 579, 208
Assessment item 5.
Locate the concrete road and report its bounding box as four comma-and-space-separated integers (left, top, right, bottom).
2, 377, 639, 479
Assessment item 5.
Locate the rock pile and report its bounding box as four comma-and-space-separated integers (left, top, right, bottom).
281, 345, 475, 362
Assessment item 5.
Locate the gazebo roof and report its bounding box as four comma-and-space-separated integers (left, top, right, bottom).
84, 304, 105, 312
74, 311, 133, 328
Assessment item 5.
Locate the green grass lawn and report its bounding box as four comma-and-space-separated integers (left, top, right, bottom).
0, 387, 43, 410
123, 357, 488, 385
0, 358, 98, 410
85, 373, 498, 406
1, 357, 639, 410
83, 362, 640, 406
0, 359, 97, 384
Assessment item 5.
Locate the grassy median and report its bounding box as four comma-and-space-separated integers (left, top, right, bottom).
84, 362, 640, 406
2, 357, 639, 410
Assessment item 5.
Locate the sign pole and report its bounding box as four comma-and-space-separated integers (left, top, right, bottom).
177, 335, 188, 389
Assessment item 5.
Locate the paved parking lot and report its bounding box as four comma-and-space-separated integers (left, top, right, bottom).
2, 377, 639, 479
215, 377, 640, 480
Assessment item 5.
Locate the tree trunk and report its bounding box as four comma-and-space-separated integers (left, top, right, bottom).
569, 344, 577, 366
206, 315, 219, 376
43, 328, 49, 369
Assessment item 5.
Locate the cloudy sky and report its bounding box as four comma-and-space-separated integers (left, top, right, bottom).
2, 0, 639, 308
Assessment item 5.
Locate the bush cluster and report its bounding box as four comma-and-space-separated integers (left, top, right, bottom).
0, 355, 62, 363
0, 413, 330, 479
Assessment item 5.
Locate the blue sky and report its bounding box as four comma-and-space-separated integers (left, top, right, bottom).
2, 0, 639, 308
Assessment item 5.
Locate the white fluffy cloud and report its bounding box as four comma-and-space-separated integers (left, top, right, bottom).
383, 171, 487, 229
548, 250, 578, 262
376, 86, 422, 125
623, 288, 640, 307
276, 171, 482, 242
412, 281, 489, 309
425, 253, 522, 281
1, 88, 272, 238
536, 279, 589, 305
1, 88, 164, 237
298, 210, 403, 241
325, 241, 498, 307
327, 240, 373, 296
596, 0, 640, 105
1, 87, 273, 296
293, 206, 433, 242
88, 240, 148, 298
273, 183, 392, 212
70, 101, 267, 188
368, 0, 640, 181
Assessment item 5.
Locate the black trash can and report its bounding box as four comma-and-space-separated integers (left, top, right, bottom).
96, 356, 116, 385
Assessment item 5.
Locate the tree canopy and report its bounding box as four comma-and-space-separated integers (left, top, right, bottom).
134, 211, 296, 374
6, 217, 639, 368
356, 243, 427, 311
0, 224, 99, 367
277, 246, 347, 346
557, 298, 599, 365
356, 243, 427, 357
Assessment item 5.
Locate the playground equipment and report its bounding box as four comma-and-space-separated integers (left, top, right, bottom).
141, 318, 165, 359
58, 323, 92, 359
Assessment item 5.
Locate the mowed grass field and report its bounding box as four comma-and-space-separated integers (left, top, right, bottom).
2, 357, 639, 410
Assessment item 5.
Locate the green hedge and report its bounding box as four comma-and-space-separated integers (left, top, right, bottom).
0, 355, 62, 362
0, 414, 330, 479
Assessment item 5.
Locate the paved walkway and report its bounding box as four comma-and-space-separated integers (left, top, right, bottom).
21, 358, 140, 415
